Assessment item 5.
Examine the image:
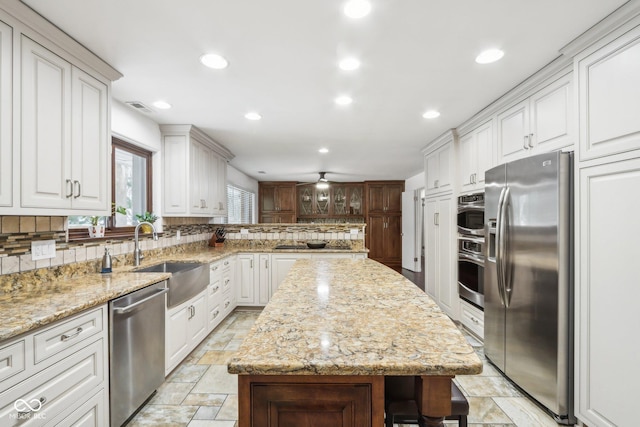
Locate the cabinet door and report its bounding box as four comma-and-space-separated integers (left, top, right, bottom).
258, 254, 270, 305
458, 132, 475, 191
260, 185, 277, 213
163, 135, 187, 214
384, 215, 402, 262
497, 100, 529, 163
236, 254, 256, 304
270, 254, 310, 295
276, 184, 296, 212
424, 199, 438, 299
216, 155, 227, 214
576, 157, 640, 427
298, 185, 314, 216
385, 184, 403, 213
475, 120, 493, 189
21, 36, 72, 209
347, 184, 364, 216
367, 184, 385, 213
0, 20, 12, 207
436, 195, 456, 318
530, 75, 573, 154
70, 67, 109, 212
190, 141, 204, 212
188, 293, 207, 345
577, 28, 640, 161
166, 304, 189, 371
366, 215, 385, 261
425, 144, 452, 195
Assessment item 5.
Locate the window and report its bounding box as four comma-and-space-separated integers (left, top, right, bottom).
68, 138, 152, 239
112, 138, 152, 227
226, 185, 255, 224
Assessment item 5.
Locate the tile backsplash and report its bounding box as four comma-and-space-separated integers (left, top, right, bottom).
0, 217, 366, 277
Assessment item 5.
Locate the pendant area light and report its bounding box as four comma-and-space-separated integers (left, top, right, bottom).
316, 172, 330, 189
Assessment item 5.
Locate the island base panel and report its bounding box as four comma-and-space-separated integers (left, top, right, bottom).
238, 375, 384, 427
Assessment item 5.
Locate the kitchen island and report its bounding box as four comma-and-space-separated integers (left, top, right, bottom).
228, 258, 482, 427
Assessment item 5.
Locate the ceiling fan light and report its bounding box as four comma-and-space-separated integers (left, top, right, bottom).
344, 0, 372, 19
316, 181, 330, 189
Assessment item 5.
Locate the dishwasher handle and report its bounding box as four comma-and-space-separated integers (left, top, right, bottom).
113, 288, 168, 314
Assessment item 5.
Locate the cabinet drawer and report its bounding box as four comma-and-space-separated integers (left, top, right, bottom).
460, 300, 484, 339
222, 295, 233, 317
209, 304, 222, 326
0, 340, 26, 384
221, 274, 232, 293
209, 261, 222, 283
33, 307, 104, 365
46, 387, 106, 427
208, 280, 222, 301
0, 339, 104, 426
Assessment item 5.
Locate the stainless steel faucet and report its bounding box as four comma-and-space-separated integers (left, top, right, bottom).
134, 222, 159, 266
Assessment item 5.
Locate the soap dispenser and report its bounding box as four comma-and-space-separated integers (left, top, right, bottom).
101, 247, 112, 273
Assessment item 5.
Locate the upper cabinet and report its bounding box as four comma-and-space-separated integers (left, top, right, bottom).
20, 36, 109, 213
0, 3, 121, 215
575, 22, 640, 161
160, 125, 234, 217
0, 20, 12, 208
424, 131, 454, 196
365, 181, 403, 214
458, 120, 494, 194
297, 183, 364, 219
259, 182, 297, 223
497, 72, 573, 164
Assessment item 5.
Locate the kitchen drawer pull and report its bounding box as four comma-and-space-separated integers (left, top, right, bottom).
211, 265, 219, 271
224, 301, 230, 308
224, 279, 230, 285
212, 310, 219, 319
224, 261, 229, 266
213, 285, 220, 292
61, 327, 83, 342
15, 396, 46, 415
528, 133, 534, 148
523, 135, 529, 150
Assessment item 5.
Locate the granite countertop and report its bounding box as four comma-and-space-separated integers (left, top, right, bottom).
228, 259, 483, 377
0, 246, 367, 342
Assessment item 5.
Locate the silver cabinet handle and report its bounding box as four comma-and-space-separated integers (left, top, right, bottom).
211, 265, 218, 271
113, 288, 169, 314
212, 310, 219, 319
434, 179, 439, 188
224, 260, 229, 266
73, 180, 81, 198
224, 278, 230, 285
66, 179, 73, 198
224, 300, 230, 308
528, 133, 534, 148
470, 316, 480, 324
213, 285, 220, 292
523, 135, 529, 150
250, 259, 253, 268
265, 259, 269, 268
61, 327, 83, 341
434, 212, 439, 226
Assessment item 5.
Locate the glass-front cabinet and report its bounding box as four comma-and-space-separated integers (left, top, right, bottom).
297, 183, 363, 219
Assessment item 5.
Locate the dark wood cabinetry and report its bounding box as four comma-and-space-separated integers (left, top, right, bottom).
297, 183, 364, 219
239, 375, 384, 427
259, 182, 297, 223
365, 181, 404, 270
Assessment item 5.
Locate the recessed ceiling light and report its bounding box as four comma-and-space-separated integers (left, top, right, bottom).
475, 49, 504, 64
335, 95, 353, 106
319, 148, 329, 154
344, 0, 372, 19
200, 53, 229, 69
245, 112, 262, 121
422, 110, 441, 119
339, 57, 361, 71
152, 100, 172, 110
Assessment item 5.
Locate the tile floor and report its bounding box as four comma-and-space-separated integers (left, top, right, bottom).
128, 308, 562, 427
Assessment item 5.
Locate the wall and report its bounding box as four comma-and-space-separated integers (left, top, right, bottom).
226, 165, 259, 223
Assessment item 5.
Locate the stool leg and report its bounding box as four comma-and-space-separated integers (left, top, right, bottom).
385, 414, 393, 427
460, 415, 467, 427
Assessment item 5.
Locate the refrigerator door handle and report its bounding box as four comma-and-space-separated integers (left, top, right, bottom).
501, 187, 513, 308
496, 187, 507, 306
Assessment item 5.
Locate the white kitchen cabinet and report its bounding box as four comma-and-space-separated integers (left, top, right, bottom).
576, 23, 640, 162
424, 194, 457, 319
270, 254, 312, 296
497, 72, 573, 164
459, 298, 484, 339
236, 253, 258, 305
0, 20, 12, 208
20, 36, 109, 215
257, 254, 271, 305
424, 139, 453, 196
165, 290, 207, 375
575, 156, 640, 427
208, 260, 223, 332
458, 120, 494, 193
0, 306, 108, 426
160, 124, 233, 217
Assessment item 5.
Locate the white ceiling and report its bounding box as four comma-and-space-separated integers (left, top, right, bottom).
23, 0, 628, 184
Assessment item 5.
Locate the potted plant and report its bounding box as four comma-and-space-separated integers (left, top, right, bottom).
88, 216, 105, 238
135, 211, 158, 233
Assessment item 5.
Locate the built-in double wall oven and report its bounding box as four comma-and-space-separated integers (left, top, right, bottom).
457, 193, 485, 309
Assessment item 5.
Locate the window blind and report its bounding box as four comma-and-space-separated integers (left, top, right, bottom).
226, 185, 255, 224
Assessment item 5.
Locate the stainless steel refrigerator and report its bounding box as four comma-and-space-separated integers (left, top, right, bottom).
484, 151, 575, 424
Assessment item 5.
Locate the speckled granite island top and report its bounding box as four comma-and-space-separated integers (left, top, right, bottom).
228, 258, 483, 376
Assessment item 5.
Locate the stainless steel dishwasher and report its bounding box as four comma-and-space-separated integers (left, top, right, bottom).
109, 281, 168, 427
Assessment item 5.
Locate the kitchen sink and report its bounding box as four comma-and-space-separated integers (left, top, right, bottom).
135, 262, 208, 308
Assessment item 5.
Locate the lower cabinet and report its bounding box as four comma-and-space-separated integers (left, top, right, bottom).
459, 299, 484, 339
165, 290, 207, 375
0, 306, 108, 426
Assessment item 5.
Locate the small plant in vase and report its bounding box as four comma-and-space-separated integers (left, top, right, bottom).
135, 212, 158, 233
88, 216, 105, 238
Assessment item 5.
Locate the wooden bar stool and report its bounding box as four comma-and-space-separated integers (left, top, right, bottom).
384, 376, 469, 427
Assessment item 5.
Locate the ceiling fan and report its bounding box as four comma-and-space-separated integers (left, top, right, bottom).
297, 172, 331, 189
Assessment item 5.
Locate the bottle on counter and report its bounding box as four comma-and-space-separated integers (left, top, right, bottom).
101, 247, 112, 273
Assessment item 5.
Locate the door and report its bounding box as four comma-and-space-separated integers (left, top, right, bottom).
483, 163, 506, 371
401, 191, 421, 272
503, 151, 568, 415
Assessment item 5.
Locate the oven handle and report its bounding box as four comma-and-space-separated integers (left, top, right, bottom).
458, 251, 484, 267
457, 205, 484, 214
457, 226, 485, 236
